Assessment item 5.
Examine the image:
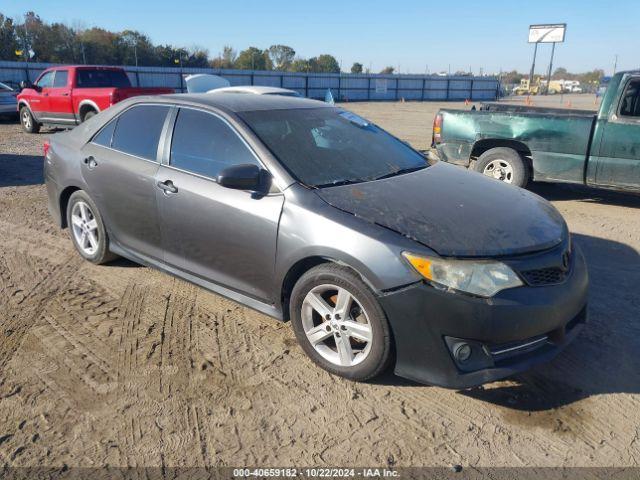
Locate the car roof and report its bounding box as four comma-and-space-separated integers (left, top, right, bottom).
143, 92, 330, 113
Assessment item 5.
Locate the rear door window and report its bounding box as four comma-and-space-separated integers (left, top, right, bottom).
170, 108, 259, 178
53, 70, 69, 88
111, 105, 170, 161
76, 69, 131, 88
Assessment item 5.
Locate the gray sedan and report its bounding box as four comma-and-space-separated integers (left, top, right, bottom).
44, 94, 588, 388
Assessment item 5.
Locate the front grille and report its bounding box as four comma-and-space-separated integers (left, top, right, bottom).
521, 266, 567, 286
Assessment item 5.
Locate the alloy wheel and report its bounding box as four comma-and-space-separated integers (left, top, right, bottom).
301, 284, 373, 367
22, 110, 32, 130
71, 201, 100, 256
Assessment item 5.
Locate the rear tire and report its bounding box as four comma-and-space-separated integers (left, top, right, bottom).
66, 190, 117, 264
82, 110, 97, 122
474, 147, 529, 188
290, 264, 392, 382
19, 106, 40, 133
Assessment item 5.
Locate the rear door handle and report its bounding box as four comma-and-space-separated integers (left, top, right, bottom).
156, 180, 178, 194
83, 156, 98, 169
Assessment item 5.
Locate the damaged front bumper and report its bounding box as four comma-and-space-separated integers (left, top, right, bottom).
378, 242, 589, 389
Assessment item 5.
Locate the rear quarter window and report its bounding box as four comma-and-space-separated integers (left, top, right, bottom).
111, 105, 170, 161
92, 120, 116, 148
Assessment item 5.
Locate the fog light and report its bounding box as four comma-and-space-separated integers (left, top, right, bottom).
454, 343, 472, 363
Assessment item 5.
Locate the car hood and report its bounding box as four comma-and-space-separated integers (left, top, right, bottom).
315, 162, 566, 257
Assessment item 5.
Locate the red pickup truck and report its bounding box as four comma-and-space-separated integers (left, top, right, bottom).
17, 65, 173, 133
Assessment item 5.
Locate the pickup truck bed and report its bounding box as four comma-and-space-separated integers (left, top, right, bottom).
436, 106, 598, 184
432, 70, 640, 192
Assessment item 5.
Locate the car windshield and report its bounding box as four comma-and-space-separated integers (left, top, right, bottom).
240, 107, 427, 187
76, 69, 131, 88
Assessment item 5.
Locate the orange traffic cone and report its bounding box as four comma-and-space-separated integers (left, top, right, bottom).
566, 101, 572, 108
464, 99, 469, 106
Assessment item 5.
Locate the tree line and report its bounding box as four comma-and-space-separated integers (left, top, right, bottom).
0, 11, 396, 74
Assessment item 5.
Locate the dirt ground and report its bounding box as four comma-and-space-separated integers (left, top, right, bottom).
0, 95, 638, 470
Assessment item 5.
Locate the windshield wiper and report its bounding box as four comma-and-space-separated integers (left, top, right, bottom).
373, 165, 427, 181
314, 178, 366, 188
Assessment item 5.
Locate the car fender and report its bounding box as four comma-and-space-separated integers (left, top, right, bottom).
274, 186, 427, 299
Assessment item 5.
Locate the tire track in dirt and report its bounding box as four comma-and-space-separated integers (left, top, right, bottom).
0, 254, 82, 368
117, 283, 147, 381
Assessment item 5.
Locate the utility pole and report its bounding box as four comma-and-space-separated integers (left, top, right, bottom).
134, 44, 138, 67
613, 54, 618, 75
529, 41, 539, 85
23, 15, 30, 81
545, 42, 556, 94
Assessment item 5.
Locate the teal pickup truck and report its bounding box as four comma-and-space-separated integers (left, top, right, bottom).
432, 70, 640, 191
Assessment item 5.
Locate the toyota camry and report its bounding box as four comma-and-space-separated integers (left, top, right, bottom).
43, 93, 588, 388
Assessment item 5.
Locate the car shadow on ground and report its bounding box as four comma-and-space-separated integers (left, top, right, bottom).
0, 153, 44, 187
0, 114, 19, 124
459, 232, 640, 411
531, 182, 640, 208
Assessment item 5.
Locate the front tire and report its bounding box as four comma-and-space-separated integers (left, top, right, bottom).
20, 106, 40, 133
66, 191, 117, 264
474, 147, 529, 188
290, 264, 392, 382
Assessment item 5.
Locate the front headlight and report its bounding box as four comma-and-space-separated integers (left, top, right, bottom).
402, 252, 523, 297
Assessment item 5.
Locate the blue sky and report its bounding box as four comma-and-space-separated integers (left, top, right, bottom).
2, 0, 637, 74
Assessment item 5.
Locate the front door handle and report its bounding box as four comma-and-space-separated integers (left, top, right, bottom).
156, 180, 178, 195
83, 156, 98, 169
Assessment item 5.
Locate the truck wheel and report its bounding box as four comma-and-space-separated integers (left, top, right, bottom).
82, 110, 97, 122
20, 106, 40, 134
474, 147, 529, 188
290, 264, 392, 382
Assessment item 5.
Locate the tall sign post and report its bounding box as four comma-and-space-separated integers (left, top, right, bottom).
528, 24, 566, 94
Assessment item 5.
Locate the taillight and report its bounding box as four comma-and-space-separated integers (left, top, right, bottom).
43, 140, 50, 158
109, 91, 120, 105
432, 113, 443, 145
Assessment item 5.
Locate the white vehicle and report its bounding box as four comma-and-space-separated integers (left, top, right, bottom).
184, 74, 230, 93
0, 82, 18, 116
213, 85, 302, 97
569, 85, 583, 93
184, 74, 301, 97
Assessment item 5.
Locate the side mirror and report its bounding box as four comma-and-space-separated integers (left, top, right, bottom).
217, 163, 270, 192
19, 80, 32, 90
